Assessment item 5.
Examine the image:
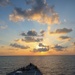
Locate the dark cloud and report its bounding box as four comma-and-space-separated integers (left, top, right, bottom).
14, 37, 43, 43
40, 30, 45, 36
20, 32, 26, 36
20, 30, 43, 42
9, 0, 59, 25
25, 0, 34, 4
22, 37, 43, 42
39, 43, 46, 47
20, 30, 45, 37
10, 43, 30, 49
50, 28, 72, 34
27, 30, 37, 36
33, 46, 49, 52
36, 38, 43, 42
23, 37, 35, 42
52, 44, 66, 51
20, 30, 37, 36
59, 36, 71, 40
0, 0, 10, 6
33, 43, 49, 52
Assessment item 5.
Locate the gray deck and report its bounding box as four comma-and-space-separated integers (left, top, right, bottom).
7, 63, 42, 75
13, 69, 42, 75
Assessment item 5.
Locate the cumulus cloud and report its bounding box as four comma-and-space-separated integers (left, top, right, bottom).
20, 30, 43, 42
22, 37, 43, 42
22, 37, 34, 42
33, 47, 49, 52
50, 28, 72, 34
40, 30, 45, 36
9, 0, 59, 25
27, 30, 37, 36
51, 44, 67, 51
20, 32, 26, 36
20, 30, 37, 36
39, 43, 47, 47
0, 0, 10, 6
33, 43, 49, 52
10, 43, 30, 49
14, 37, 43, 43
59, 36, 71, 41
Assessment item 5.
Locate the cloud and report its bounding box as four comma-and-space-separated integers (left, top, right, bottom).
33, 46, 49, 52
10, 43, 30, 49
50, 28, 72, 34
22, 36, 43, 42
51, 44, 67, 51
27, 30, 37, 36
33, 43, 49, 52
59, 36, 71, 41
20, 32, 26, 36
0, 25, 8, 30
20, 30, 43, 42
64, 19, 67, 23
25, 0, 34, 4
0, 0, 10, 6
9, 0, 59, 25
72, 42, 75, 46
33, 47, 49, 52
40, 30, 45, 36
39, 43, 47, 47
73, 42, 75, 45
0, 46, 5, 48
15, 38, 43, 43
20, 30, 37, 36
0, 21, 8, 30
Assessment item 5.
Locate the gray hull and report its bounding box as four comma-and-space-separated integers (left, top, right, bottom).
7, 63, 42, 75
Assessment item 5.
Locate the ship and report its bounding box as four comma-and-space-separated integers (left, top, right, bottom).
7, 63, 43, 75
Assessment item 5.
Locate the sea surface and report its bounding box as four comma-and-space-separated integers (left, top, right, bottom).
0, 55, 75, 75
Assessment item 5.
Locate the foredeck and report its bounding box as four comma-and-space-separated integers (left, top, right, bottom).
7, 63, 42, 75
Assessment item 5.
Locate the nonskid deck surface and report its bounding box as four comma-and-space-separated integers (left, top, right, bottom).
7, 63, 42, 75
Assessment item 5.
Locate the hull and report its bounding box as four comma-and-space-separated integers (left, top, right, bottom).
6, 63, 42, 75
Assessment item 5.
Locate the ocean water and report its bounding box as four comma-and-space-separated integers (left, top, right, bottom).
0, 55, 75, 75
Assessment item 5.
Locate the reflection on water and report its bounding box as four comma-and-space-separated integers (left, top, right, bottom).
0, 55, 75, 75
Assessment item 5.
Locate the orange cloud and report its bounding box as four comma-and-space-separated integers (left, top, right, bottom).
9, 0, 59, 25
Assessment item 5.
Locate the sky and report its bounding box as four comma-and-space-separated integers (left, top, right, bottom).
0, 0, 75, 56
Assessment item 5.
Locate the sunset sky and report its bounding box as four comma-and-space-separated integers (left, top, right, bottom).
0, 0, 75, 56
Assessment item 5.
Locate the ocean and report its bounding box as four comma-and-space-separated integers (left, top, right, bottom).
0, 55, 75, 75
